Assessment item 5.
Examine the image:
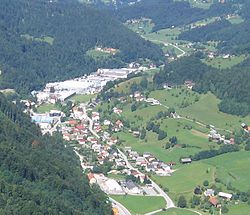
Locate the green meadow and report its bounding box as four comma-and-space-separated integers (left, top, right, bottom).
204, 55, 248, 69
150, 89, 250, 131
68, 94, 95, 103
152, 162, 216, 201
203, 151, 250, 191
86, 49, 112, 60
157, 208, 201, 215
37, 103, 58, 113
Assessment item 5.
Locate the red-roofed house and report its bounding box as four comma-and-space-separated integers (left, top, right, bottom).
87, 173, 97, 184
209, 196, 218, 207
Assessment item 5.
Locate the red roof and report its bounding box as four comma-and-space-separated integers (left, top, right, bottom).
76, 124, 85, 130
68, 120, 77, 125
87, 173, 95, 181
209, 196, 218, 206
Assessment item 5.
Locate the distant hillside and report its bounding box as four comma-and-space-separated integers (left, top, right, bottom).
153, 56, 250, 116
112, 0, 234, 31
0, 0, 164, 95
0, 93, 111, 214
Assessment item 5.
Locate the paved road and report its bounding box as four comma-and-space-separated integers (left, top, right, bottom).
141, 36, 186, 58
117, 149, 175, 209
109, 197, 131, 215
86, 115, 100, 139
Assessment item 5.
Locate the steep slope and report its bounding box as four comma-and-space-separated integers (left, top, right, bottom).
0, 0, 164, 94
0, 93, 111, 214
153, 56, 250, 116
112, 0, 234, 31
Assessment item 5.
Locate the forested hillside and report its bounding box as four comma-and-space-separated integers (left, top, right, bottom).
179, 19, 250, 54
0, 0, 163, 95
113, 0, 234, 31
153, 56, 250, 116
0, 93, 111, 214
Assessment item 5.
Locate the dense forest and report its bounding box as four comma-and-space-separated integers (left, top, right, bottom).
153, 56, 250, 116
0, 0, 164, 95
0, 93, 111, 214
179, 19, 250, 54
112, 0, 234, 31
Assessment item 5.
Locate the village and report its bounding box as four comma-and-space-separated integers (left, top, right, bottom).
21, 63, 249, 215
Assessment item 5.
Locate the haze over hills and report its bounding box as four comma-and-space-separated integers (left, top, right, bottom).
0, 0, 163, 95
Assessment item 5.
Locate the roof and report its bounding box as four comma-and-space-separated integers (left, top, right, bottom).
87, 173, 95, 181
126, 180, 137, 190
68, 120, 78, 125
209, 196, 218, 206
218, 192, 232, 199
181, 158, 192, 163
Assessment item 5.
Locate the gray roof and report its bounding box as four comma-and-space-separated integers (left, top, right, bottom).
126, 180, 138, 190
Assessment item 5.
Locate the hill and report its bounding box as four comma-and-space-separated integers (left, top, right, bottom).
0, 93, 111, 214
0, 0, 164, 95
112, 0, 234, 31
153, 56, 250, 116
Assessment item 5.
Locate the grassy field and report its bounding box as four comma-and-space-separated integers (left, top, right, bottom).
114, 77, 143, 94
204, 55, 248, 69
227, 15, 244, 25
21, 34, 54, 45
228, 204, 250, 215
150, 89, 250, 131
37, 103, 58, 113
85, 49, 112, 60
68, 94, 95, 103
118, 115, 213, 163
203, 151, 250, 191
152, 162, 215, 201
174, 0, 213, 9
110, 195, 166, 215
178, 92, 250, 131
149, 88, 200, 110
157, 208, 200, 215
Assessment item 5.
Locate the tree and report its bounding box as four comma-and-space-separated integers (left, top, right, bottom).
203, 180, 209, 187
245, 142, 250, 151
158, 130, 167, 140
146, 122, 154, 131
221, 206, 229, 214
194, 186, 202, 195
178, 195, 187, 208
131, 103, 137, 112
169, 136, 178, 145
140, 128, 146, 140
140, 77, 148, 89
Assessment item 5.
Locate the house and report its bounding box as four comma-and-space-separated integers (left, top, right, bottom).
125, 180, 141, 194
133, 131, 140, 137
209, 196, 218, 207
184, 80, 195, 89
143, 152, 152, 158
181, 158, 192, 164
218, 192, 232, 200
92, 112, 100, 121
204, 189, 215, 197
104, 120, 111, 126
113, 107, 123, 115
115, 120, 124, 129
87, 173, 97, 184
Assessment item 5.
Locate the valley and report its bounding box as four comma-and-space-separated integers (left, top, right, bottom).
0, 0, 250, 215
